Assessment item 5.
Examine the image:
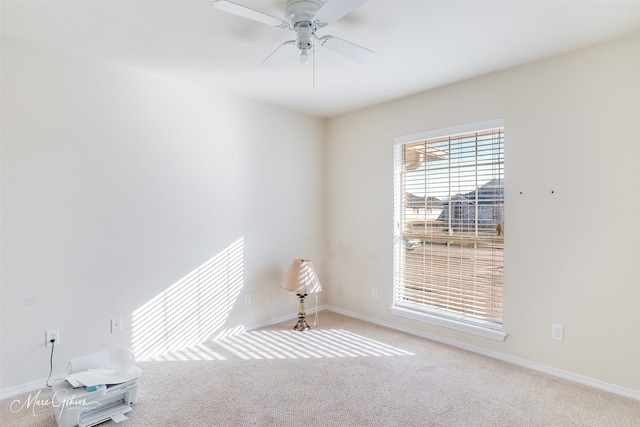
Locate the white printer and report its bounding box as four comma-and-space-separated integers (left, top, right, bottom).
52, 349, 141, 427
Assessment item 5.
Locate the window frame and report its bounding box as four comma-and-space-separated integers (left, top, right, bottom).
392, 119, 506, 341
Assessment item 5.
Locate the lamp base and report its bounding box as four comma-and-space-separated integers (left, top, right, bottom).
293, 319, 310, 331
293, 293, 311, 331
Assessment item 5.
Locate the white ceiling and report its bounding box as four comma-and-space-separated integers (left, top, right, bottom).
2, 0, 639, 118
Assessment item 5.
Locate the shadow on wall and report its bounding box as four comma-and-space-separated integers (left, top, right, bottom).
131, 238, 244, 360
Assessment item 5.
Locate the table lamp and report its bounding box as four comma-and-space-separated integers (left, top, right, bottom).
280, 259, 322, 331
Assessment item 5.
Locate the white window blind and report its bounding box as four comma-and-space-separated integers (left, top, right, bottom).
393, 124, 504, 331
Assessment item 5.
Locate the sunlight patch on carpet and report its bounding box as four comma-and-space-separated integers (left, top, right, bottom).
149, 328, 415, 361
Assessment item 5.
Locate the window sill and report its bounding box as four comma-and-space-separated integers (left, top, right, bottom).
389, 306, 507, 342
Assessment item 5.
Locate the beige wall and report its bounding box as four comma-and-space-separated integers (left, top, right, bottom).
325, 34, 640, 394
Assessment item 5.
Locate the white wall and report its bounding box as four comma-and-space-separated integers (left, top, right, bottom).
0, 36, 326, 393
325, 34, 640, 394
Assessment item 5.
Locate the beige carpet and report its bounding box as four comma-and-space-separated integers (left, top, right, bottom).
2, 311, 639, 426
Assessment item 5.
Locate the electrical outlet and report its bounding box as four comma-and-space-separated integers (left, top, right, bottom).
372, 288, 378, 299
551, 324, 564, 341
245, 294, 251, 305
111, 318, 122, 334
45, 329, 59, 347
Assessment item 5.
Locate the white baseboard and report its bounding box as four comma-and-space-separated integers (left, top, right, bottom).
0, 304, 330, 400
0, 376, 64, 401
4, 304, 636, 402
326, 306, 640, 401
244, 304, 329, 332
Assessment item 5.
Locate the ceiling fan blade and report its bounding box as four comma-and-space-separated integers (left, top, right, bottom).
319, 35, 374, 63
214, 0, 289, 29
261, 40, 297, 67
315, 0, 368, 24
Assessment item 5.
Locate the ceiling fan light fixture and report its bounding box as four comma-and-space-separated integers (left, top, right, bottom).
299, 48, 310, 64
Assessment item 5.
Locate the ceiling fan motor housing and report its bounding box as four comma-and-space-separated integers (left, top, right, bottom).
295, 22, 313, 49
286, 0, 323, 50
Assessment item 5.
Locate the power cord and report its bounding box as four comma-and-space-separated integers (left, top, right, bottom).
45, 339, 56, 387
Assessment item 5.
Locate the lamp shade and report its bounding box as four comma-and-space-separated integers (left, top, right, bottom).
280, 259, 322, 294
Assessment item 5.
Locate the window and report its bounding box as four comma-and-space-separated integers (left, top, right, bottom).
392, 120, 505, 340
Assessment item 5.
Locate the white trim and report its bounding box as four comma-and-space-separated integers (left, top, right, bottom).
389, 306, 506, 341
326, 306, 640, 401
394, 118, 505, 145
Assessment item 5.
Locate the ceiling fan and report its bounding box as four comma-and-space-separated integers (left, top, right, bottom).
214, 0, 374, 66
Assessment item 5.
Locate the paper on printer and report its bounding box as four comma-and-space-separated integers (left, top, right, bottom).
65, 349, 142, 388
